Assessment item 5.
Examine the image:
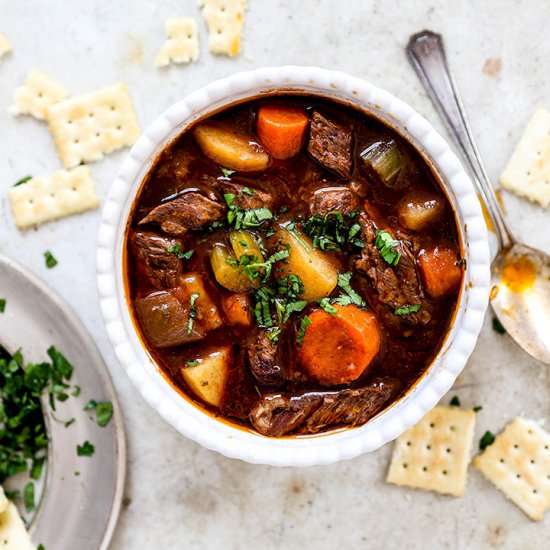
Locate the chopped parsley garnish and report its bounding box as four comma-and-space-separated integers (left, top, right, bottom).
0, 299, 5, 313
224, 194, 273, 230
473, 405, 483, 413
187, 293, 200, 335
23, 482, 35, 512
185, 361, 198, 367
84, 399, 97, 410
479, 430, 495, 451
251, 274, 307, 338
394, 304, 421, 315
318, 297, 337, 315
77, 441, 95, 457
302, 211, 363, 252
13, 175, 32, 187
95, 402, 114, 427
449, 395, 461, 407
167, 244, 194, 260
0, 346, 78, 486
492, 317, 506, 334
296, 316, 312, 346
44, 250, 58, 269
455, 258, 467, 267
30, 457, 45, 480
220, 167, 236, 177
333, 272, 366, 307
242, 187, 256, 196
375, 230, 401, 266
71, 385, 81, 397
267, 327, 282, 342
227, 247, 290, 284
84, 400, 114, 427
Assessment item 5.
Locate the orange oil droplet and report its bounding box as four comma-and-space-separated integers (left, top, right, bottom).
502, 256, 536, 293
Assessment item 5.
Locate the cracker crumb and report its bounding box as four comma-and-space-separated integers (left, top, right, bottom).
9, 69, 69, 120
199, 0, 247, 57
155, 17, 199, 67
482, 58, 502, 77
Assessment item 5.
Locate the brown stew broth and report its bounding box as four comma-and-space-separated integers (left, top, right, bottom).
124, 95, 462, 434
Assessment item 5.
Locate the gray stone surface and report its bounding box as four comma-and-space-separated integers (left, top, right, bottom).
1, 0, 549, 548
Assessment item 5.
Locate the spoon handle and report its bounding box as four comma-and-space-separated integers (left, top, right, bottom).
406, 30, 515, 250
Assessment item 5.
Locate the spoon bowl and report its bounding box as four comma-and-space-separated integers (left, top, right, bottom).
491, 243, 550, 363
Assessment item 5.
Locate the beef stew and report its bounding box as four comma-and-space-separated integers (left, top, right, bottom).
124, 96, 463, 437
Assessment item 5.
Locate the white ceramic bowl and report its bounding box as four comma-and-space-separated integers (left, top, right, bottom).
97, 66, 490, 466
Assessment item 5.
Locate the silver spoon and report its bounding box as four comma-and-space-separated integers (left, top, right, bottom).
407, 30, 550, 364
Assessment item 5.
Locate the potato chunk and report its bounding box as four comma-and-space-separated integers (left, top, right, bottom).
210, 244, 257, 292
181, 346, 231, 407
398, 192, 444, 231
275, 227, 338, 301
173, 272, 223, 332
193, 123, 270, 172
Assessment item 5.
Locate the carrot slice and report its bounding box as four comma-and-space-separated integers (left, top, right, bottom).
298, 304, 381, 386
418, 245, 462, 298
222, 293, 252, 326
256, 105, 309, 159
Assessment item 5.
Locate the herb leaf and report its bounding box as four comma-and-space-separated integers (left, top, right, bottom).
224, 194, 273, 230
0, 298, 5, 313
44, 250, 58, 269
449, 395, 461, 407
23, 482, 35, 512
394, 304, 421, 316
13, 175, 32, 187
220, 167, 236, 177
492, 317, 506, 334
167, 244, 194, 260
95, 402, 114, 427
333, 272, 366, 307
302, 211, 363, 252
319, 297, 337, 315
77, 441, 95, 457
187, 293, 200, 335
375, 230, 401, 266
473, 405, 483, 413
185, 360, 198, 367
296, 316, 312, 346
479, 430, 495, 451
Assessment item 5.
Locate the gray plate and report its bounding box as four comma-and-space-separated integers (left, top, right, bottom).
0, 255, 126, 550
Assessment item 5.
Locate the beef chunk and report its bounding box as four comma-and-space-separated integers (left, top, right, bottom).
216, 181, 275, 210
135, 291, 200, 348
307, 111, 353, 178
310, 186, 360, 217
246, 329, 284, 387
139, 192, 225, 235
354, 213, 431, 325
132, 231, 182, 289
250, 378, 400, 436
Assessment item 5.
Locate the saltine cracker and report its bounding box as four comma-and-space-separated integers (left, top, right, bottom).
500, 108, 550, 207
387, 406, 476, 496
474, 417, 550, 521
47, 82, 140, 168
8, 166, 99, 229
